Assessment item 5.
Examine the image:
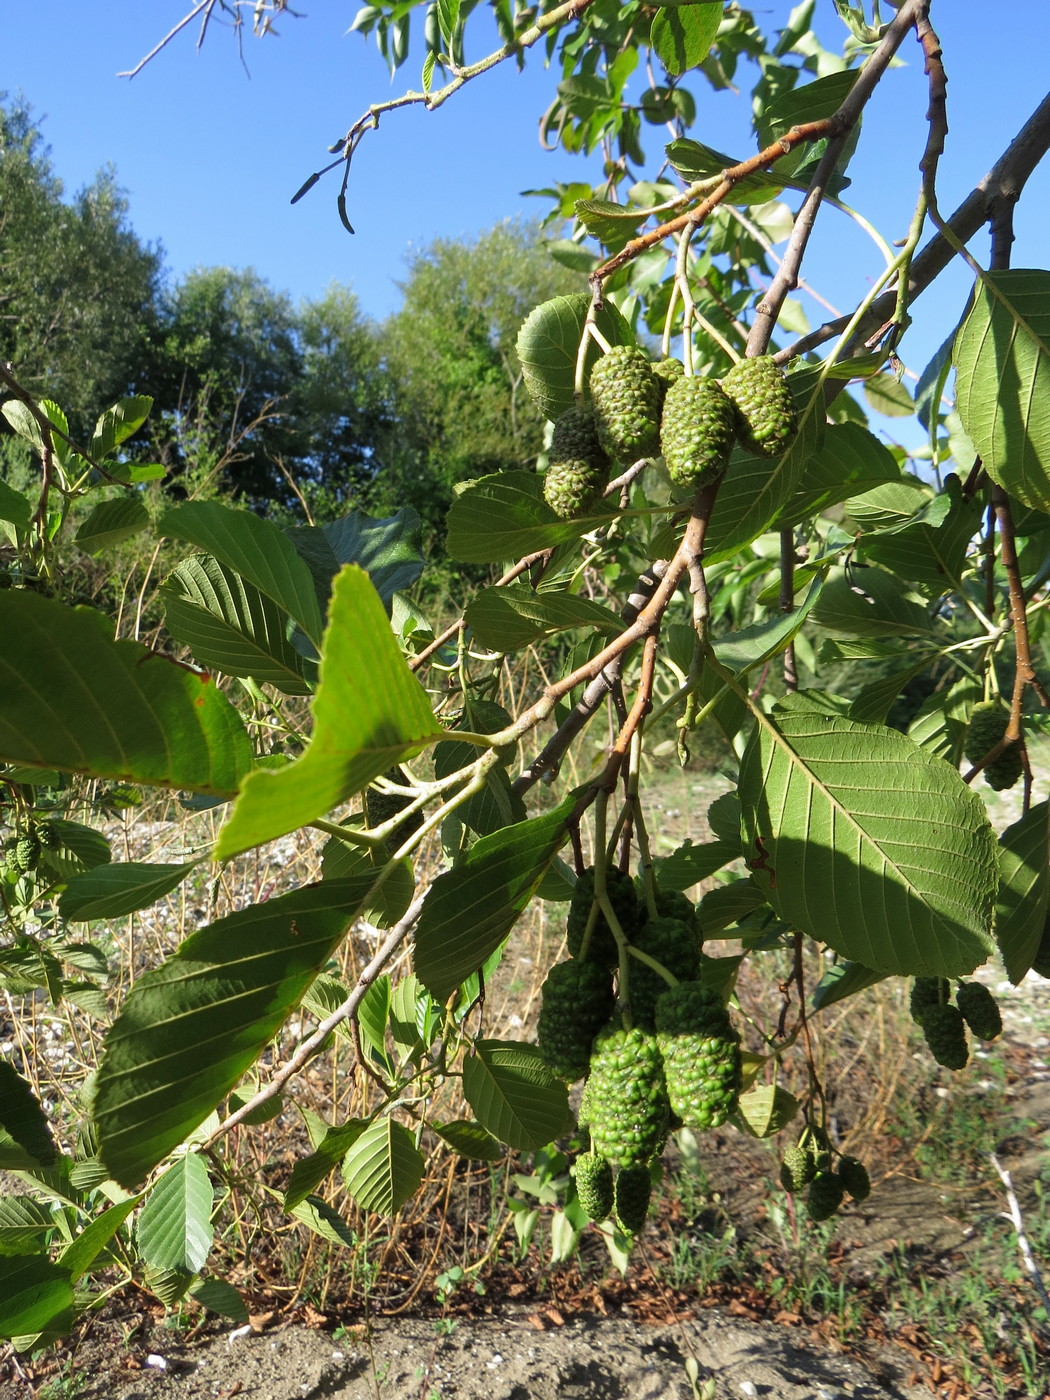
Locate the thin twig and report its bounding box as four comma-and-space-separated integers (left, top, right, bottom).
990, 1152, 1050, 1326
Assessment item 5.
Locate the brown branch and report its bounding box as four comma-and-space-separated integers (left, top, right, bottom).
408, 550, 550, 674
782, 90, 1050, 363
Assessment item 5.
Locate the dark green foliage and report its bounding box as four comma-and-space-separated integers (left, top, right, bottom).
721, 355, 798, 459
1032, 916, 1050, 979
963, 700, 1021, 790
918, 1002, 969, 1070
579, 1021, 670, 1169
654, 981, 742, 1131
567, 866, 640, 967
806, 1170, 845, 1222
659, 375, 736, 489
779, 1143, 817, 1194
909, 976, 950, 1024
626, 916, 701, 1030
573, 1151, 613, 1222
837, 1155, 871, 1202
613, 1163, 652, 1235
536, 960, 615, 1081
589, 346, 662, 464
955, 982, 1003, 1041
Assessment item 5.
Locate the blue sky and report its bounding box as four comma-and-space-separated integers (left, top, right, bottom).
3, 1, 1050, 393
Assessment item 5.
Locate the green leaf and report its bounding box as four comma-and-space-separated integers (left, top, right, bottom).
651, 4, 721, 77
74, 498, 150, 555
321, 839, 414, 929
666, 138, 784, 205
773, 422, 901, 526
712, 576, 824, 676
697, 878, 768, 933
862, 480, 983, 598
652, 840, 738, 891
739, 712, 998, 976
810, 567, 937, 637
810, 961, 887, 1010
462, 1040, 573, 1150
289, 1195, 356, 1247
907, 678, 983, 765
845, 475, 931, 532
516, 293, 633, 423
0, 1256, 73, 1342
162, 556, 313, 696
863, 372, 913, 418
285, 1121, 367, 1211
446, 471, 616, 565
465, 583, 622, 651
703, 363, 827, 563
0, 478, 32, 528
341, 1117, 425, 1215
189, 1277, 249, 1323
757, 70, 859, 185
285, 507, 425, 619
0, 591, 252, 796
0, 1196, 55, 1256
431, 1119, 504, 1162
159, 500, 325, 646
953, 270, 1050, 511
59, 861, 198, 922
995, 801, 1050, 984
414, 798, 573, 1002
39, 820, 112, 881
137, 1154, 214, 1275
733, 1084, 799, 1139
89, 396, 152, 459
59, 1197, 139, 1282
215, 566, 442, 859
1, 400, 48, 455
94, 882, 360, 1187
0, 1063, 56, 1165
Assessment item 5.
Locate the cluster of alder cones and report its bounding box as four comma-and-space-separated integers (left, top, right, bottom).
543, 347, 798, 518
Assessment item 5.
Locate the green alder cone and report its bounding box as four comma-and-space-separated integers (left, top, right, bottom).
909, 976, 950, 1024
654, 981, 742, 1131
35, 820, 61, 851
837, 1155, 871, 1202
651, 356, 685, 408
13, 831, 41, 873
779, 1143, 817, 1194
579, 1021, 670, 1169
567, 866, 641, 967
543, 455, 609, 519
963, 700, 1021, 790
660, 375, 736, 489
589, 345, 662, 464
536, 959, 616, 1081
543, 403, 611, 519
614, 1163, 652, 1235
573, 1151, 614, 1222
955, 982, 1003, 1041
919, 1002, 969, 1070
806, 1170, 846, 1222
626, 915, 702, 1031
720, 355, 798, 459
652, 885, 700, 934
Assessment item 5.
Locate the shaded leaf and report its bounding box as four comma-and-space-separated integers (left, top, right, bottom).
189, 1277, 249, 1323
996, 801, 1050, 984
162, 556, 313, 696
74, 498, 150, 555
0, 591, 252, 796
810, 960, 887, 1010
0, 1063, 56, 1165
447, 471, 616, 565
462, 1040, 573, 1150
59, 1198, 138, 1282
285, 507, 424, 618
432, 1119, 504, 1162
516, 293, 633, 423
59, 861, 198, 922
159, 501, 324, 646
414, 798, 573, 1002
94, 882, 362, 1187
0, 1256, 73, 1343
651, 3, 721, 77
465, 583, 621, 651
290, 1195, 356, 1247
